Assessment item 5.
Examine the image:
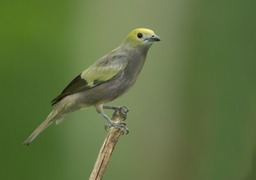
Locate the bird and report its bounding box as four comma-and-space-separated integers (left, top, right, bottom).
23, 28, 160, 146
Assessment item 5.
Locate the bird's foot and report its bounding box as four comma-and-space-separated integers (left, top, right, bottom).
104, 120, 129, 135
103, 105, 129, 120
99, 105, 129, 135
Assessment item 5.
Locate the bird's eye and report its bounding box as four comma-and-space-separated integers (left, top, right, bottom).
137, 33, 143, 39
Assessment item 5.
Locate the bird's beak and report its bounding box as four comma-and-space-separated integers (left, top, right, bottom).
149, 34, 161, 42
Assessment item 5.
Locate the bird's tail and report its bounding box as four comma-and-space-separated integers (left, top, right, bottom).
23, 110, 61, 146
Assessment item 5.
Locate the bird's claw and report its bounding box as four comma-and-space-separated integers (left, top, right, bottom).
118, 106, 129, 121
104, 121, 129, 135
101, 105, 130, 134
103, 105, 129, 120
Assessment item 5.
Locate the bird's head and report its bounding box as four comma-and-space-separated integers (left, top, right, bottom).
124, 28, 161, 47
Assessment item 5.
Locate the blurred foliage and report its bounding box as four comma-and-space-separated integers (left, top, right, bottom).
0, 0, 256, 179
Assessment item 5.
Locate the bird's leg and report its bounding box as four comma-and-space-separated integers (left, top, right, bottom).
98, 111, 125, 126
103, 105, 122, 110
103, 105, 129, 120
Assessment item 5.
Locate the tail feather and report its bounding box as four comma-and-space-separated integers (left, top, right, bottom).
23, 110, 59, 146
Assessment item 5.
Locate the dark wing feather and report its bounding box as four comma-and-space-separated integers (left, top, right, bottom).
51, 74, 89, 105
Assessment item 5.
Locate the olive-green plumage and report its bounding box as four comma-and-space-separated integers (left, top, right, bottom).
23, 28, 160, 145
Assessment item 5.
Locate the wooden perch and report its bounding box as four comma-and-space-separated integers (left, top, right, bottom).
89, 106, 129, 180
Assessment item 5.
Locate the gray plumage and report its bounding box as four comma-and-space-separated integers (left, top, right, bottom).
23, 28, 160, 145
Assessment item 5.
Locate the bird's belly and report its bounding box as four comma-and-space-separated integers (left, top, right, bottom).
76, 74, 135, 106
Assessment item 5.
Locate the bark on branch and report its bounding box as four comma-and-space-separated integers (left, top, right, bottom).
89, 106, 129, 180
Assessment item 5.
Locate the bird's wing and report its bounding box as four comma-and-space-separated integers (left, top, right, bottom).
51, 53, 128, 105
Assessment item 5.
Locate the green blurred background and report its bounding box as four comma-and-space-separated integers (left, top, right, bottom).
1, 0, 256, 179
